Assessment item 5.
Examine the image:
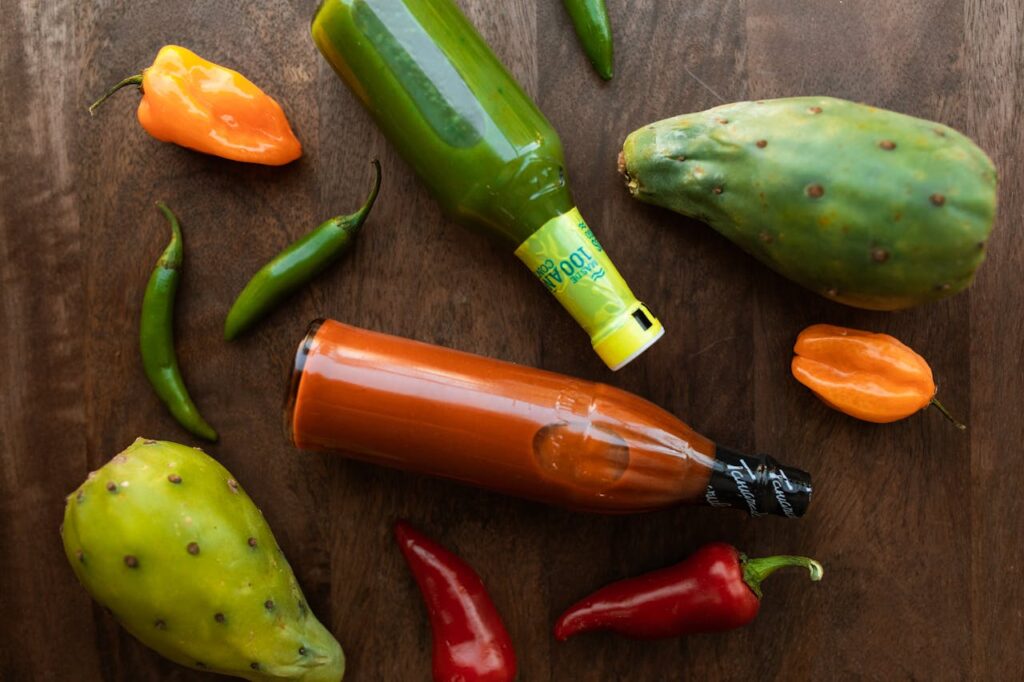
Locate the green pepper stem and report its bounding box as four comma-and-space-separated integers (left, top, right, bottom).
321, 159, 381, 229
88, 74, 143, 115
741, 554, 824, 600
930, 397, 967, 431
353, 159, 382, 222
154, 202, 183, 270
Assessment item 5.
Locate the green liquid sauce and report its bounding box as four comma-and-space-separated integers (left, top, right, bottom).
313, 0, 573, 244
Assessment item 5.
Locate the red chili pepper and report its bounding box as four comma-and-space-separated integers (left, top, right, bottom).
554, 542, 823, 640
395, 521, 517, 682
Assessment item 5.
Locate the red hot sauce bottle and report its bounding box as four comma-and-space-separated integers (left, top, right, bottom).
286, 319, 811, 517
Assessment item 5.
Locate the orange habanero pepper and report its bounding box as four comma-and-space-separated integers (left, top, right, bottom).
89, 45, 301, 166
791, 324, 965, 429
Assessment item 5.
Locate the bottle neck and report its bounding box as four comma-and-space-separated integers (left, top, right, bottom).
702, 446, 812, 519
512, 206, 664, 370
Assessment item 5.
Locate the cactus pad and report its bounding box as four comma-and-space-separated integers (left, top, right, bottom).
620, 97, 997, 310
61, 438, 344, 681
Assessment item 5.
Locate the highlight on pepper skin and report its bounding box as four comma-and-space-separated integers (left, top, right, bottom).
89, 45, 302, 165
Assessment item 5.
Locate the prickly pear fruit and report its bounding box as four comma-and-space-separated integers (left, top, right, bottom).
620, 97, 997, 310
61, 438, 344, 681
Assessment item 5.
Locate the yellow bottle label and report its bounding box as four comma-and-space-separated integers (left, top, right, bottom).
514, 207, 664, 370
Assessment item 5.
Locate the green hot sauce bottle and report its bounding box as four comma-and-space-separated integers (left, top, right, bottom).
312, 0, 664, 370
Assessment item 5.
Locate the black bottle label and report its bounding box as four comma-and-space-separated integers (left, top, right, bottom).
704, 446, 812, 519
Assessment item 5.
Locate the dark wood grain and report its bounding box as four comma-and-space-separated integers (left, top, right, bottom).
1, 1, 1021, 680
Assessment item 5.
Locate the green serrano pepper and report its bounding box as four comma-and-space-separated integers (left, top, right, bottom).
223, 160, 381, 340
563, 0, 614, 80
141, 203, 217, 442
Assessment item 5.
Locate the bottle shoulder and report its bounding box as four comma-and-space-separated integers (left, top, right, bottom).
455, 147, 576, 243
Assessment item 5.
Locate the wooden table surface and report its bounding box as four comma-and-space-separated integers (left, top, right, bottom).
2, 1, 1021, 680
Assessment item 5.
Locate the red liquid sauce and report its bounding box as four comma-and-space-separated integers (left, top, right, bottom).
286, 319, 720, 513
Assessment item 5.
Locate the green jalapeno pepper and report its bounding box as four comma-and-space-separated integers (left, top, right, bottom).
140, 203, 217, 442
223, 160, 381, 340
563, 0, 614, 80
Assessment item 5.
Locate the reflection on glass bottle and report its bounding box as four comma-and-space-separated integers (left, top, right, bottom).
533, 422, 630, 492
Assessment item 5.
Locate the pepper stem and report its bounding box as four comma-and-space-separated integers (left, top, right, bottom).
154, 202, 183, 270
741, 554, 824, 600
352, 159, 382, 223
88, 74, 143, 115
930, 397, 967, 431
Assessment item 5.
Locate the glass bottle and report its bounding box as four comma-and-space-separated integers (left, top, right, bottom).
286, 319, 811, 517
312, 0, 664, 370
